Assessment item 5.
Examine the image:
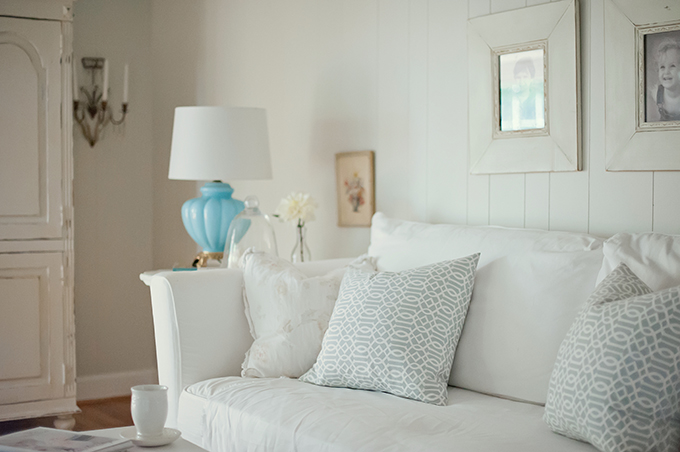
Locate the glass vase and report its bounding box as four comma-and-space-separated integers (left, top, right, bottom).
291, 223, 311, 263
224, 196, 278, 268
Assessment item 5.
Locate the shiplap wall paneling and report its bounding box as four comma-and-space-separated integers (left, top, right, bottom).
550, 171, 590, 232
466, 0, 491, 225
408, 0, 429, 222
587, 0, 653, 237
546, 0, 589, 233
489, 174, 526, 228
426, 0, 469, 225
377, 0, 417, 221
654, 173, 680, 234
524, 173, 550, 229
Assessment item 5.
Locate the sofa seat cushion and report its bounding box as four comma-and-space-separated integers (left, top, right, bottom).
178, 376, 597, 452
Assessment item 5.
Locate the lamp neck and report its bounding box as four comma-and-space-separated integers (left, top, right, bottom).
200, 181, 234, 199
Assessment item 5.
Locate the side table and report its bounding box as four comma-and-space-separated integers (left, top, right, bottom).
85, 427, 206, 452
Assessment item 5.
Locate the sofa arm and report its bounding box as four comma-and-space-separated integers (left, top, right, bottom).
141, 268, 252, 428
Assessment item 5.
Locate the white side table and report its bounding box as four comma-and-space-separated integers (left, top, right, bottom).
85, 428, 207, 452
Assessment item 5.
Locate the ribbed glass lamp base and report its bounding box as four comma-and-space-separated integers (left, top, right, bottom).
181, 182, 245, 254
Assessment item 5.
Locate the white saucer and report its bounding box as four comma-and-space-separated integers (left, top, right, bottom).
119, 426, 181, 447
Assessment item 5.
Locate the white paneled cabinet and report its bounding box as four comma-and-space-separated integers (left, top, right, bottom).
0, 0, 77, 428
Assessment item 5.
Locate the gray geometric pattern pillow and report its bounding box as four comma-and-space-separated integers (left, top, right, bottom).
544, 263, 680, 452
300, 254, 480, 406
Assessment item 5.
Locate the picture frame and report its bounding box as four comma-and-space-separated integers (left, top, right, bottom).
335, 151, 375, 227
605, 0, 680, 170
468, 0, 580, 174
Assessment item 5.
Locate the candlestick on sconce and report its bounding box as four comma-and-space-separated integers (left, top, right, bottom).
73, 57, 129, 147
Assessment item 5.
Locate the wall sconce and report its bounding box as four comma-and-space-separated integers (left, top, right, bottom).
73, 57, 129, 147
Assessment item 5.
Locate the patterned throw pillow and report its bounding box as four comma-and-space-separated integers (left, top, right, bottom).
240, 250, 376, 378
544, 263, 680, 452
300, 254, 480, 406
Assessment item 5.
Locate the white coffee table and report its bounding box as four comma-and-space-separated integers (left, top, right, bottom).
85, 427, 206, 452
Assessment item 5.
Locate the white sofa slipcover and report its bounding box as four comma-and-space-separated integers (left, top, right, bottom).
141, 214, 676, 451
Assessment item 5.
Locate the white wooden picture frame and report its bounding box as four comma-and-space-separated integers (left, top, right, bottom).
468, 0, 581, 175
605, 0, 680, 171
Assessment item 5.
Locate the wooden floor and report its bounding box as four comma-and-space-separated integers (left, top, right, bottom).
0, 397, 133, 436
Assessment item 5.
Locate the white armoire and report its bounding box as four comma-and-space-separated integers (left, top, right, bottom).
0, 0, 77, 428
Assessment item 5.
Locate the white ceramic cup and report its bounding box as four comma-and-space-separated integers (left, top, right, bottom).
131, 384, 168, 438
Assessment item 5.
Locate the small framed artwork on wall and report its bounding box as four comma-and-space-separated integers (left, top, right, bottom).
335, 151, 375, 227
605, 0, 680, 170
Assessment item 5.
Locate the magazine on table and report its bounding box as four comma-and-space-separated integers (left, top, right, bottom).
0, 427, 133, 452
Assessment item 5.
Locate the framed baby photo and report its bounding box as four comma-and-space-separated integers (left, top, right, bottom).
640, 26, 680, 127
605, 0, 680, 170
335, 151, 375, 227
468, 0, 581, 174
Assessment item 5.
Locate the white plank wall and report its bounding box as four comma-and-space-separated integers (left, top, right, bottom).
427, 0, 470, 225
458, 0, 680, 236
186, 0, 680, 265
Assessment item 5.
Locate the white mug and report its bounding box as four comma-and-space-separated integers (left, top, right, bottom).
131, 384, 168, 438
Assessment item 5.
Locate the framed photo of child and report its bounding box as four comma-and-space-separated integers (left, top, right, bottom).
497, 46, 547, 134
604, 0, 680, 171
335, 151, 375, 227
642, 28, 680, 124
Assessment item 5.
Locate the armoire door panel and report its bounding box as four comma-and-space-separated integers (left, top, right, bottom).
0, 276, 42, 380
0, 253, 65, 404
0, 17, 63, 240
0, 42, 40, 217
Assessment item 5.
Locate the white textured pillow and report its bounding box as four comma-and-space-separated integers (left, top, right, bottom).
240, 250, 376, 378
596, 232, 680, 291
545, 264, 680, 452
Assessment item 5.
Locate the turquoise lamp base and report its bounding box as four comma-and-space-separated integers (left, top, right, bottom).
181, 182, 245, 256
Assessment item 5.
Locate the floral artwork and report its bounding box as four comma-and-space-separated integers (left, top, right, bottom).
335, 151, 375, 227
344, 173, 365, 212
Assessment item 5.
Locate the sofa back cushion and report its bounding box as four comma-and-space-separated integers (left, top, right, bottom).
368, 213, 604, 404
596, 232, 680, 291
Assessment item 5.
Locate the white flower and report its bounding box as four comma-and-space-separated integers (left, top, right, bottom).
275, 192, 317, 224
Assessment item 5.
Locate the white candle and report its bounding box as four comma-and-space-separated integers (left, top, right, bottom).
72, 57, 79, 101
102, 59, 109, 102
123, 64, 129, 103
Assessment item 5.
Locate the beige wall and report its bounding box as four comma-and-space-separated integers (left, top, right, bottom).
72, 0, 680, 397
73, 0, 157, 395
152, 0, 379, 260
150, 0, 206, 270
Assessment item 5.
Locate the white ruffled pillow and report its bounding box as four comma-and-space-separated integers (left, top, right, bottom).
240, 250, 376, 378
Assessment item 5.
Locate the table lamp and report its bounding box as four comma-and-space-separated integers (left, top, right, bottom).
169, 106, 272, 267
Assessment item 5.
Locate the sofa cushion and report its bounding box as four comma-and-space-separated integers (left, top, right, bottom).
368, 213, 604, 404
179, 376, 597, 452
596, 232, 680, 291
545, 264, 680, 452
300, 254, 480, 405
240, 250, 376, 378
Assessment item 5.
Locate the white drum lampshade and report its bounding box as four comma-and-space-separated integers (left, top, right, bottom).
169, 106, 272, 265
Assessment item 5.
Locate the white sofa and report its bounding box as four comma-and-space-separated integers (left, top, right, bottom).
141, 213, 680, 452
